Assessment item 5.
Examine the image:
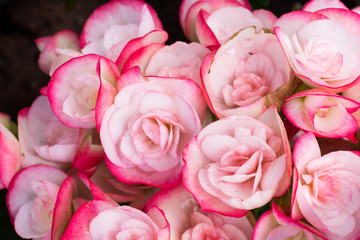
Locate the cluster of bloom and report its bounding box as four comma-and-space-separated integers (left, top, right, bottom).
1, 0, 360, 239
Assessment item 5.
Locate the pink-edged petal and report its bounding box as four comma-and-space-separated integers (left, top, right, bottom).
283, 97, 314, 132
0, 123, 21, 188
72, 128, 104, 170
145, 206, 170, 239
303, 0, 348, 12
115, 29, 168, 72
122, 42, 164, 74
116, 66, 145, 91
292, 132, 320, 174
252, 9, 277, 29
37, 30, 80, 75
200, 52, 219, 118
35, 36, 51, 52
195, 9, 220, 48
274, 11, 328, 38
316, 8, 360, 34
105, 156, 182, 188
51, 176, 76, 240
60, 200, 118, 240
94, 57, 119, 131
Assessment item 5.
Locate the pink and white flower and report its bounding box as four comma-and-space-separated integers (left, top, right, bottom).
274, 8, 360, 92
182, 106, 292, 216
35, 30, 81, 75
282, 89, 360, 141
292, 132, 360, 237
99, 67, 206, 188
6, 165, 68, 239
48, 55, 119, 129
201, 26, 291, 119
145, 184, 253, 239
80, 0, 163, 62
18, 96, 80, 169
253, 202, 325, 240
61, 200, 169, 239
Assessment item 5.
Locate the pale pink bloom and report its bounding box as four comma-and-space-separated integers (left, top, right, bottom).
18, 96, 80, 169
182, 106, 292, 216
274, 8, 360, 92
123, 41, 210, 86
61, 200, 169, 240
6, 165, 68, 239
99, 67, 206, 188
282, 89, 360, 141
48, 55, 119, 129
201, 26, 291, 119
179, 0, 252, 42
253, 203, 325, 240
0, 113, 20, 189
292, 132, 360, 237
35, 30, 81, 75
145, 184, 253, 239
196, 6, 277, 47
80, 0, 162, 62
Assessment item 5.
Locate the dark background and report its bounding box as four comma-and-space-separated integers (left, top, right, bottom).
0, 0, 359, 239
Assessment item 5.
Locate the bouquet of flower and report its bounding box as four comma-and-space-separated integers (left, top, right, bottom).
1, 0, 360, 239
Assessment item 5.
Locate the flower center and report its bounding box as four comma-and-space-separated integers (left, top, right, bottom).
294, 36, 343, 80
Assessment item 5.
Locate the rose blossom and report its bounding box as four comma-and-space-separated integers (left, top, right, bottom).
145, 184, 253, 239
61, 199, 169, 239
253, 202, 325, 240
182, 106, 292, 216
6, 165, 68, 239
80, 0, 162, 62
291, 132, 360, 238
282, 89, 360, 141
273, 8, 360, 92
201, 26, 291, 119
99, 67, 206, 188
18, 96, 80, 169
48, 55, 119, 129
